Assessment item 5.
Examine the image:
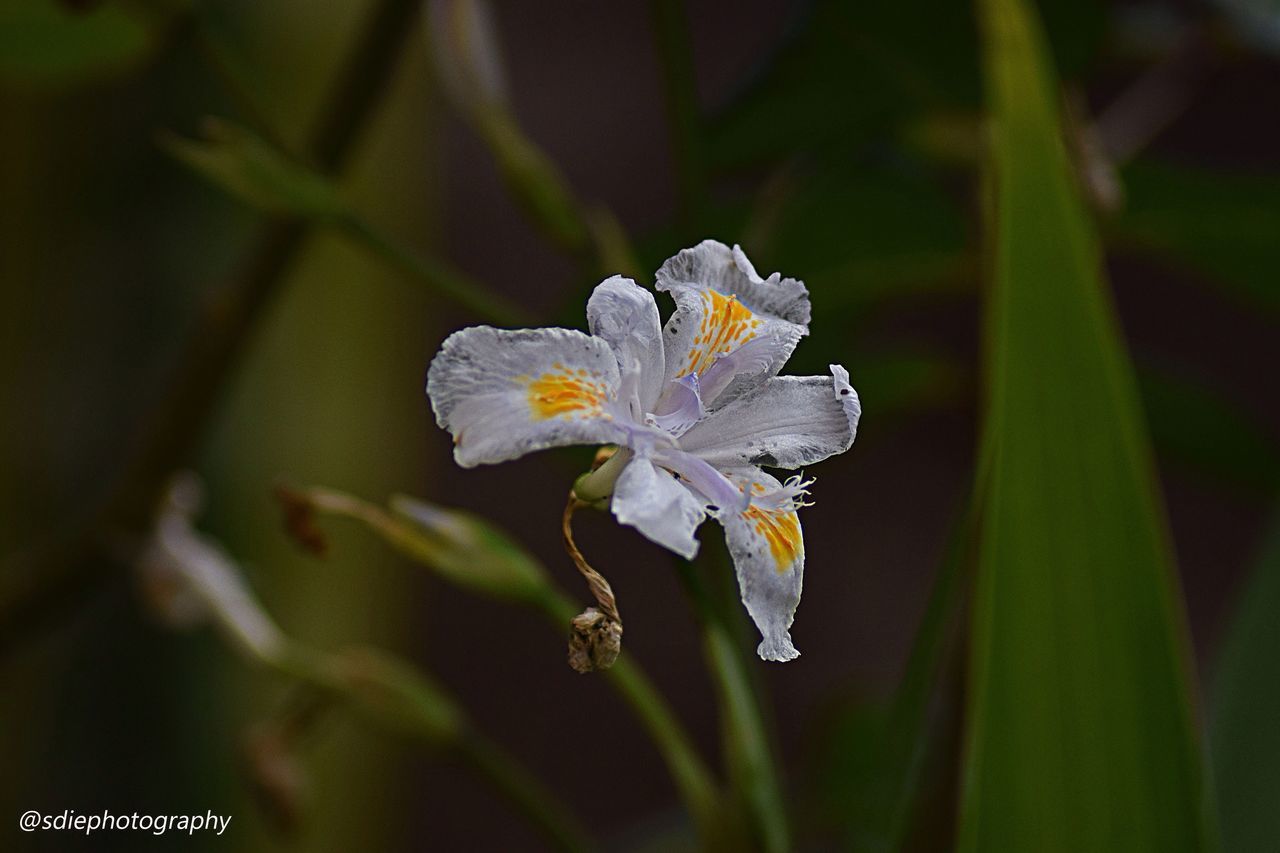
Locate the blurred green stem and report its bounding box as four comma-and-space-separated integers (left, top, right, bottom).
429, 0, 641, 278
454, 731, 593, 853
649, 0, 707, 228
677, 560, 790, 853
153, 488, 592, 853
0, 0, 422, 652
470, 105, 643, 280
535, 589, 730, 849
299, 487, 727, 848
188, 13, 290, 154
249, 647, 592, 852
341, 215, 531, 325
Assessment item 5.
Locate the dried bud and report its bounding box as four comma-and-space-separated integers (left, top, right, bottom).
274, 485, 329, 557
567, 607, 622, 673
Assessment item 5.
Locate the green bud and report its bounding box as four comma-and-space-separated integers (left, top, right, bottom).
388, 494, 551, 601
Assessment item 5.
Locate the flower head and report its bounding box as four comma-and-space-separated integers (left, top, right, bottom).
426, 240, 860, 661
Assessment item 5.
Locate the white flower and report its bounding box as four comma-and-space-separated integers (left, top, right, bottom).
426, 240, 861, 661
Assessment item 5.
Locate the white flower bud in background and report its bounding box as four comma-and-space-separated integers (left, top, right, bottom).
427, 0, 510, 116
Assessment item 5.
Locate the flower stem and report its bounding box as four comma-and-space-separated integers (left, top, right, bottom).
280, 647, 593, 853
677, 559, 791, 853
454, 731, 594, 853
153, 492, 593, 853
537, 590, 731, 849
561, 495, 625, 672
297, 485, 729, 847
341, 214, 532, 325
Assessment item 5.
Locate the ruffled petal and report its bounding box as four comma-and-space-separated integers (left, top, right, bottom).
587, 275, 666, 413
610, 457, 707, 559
679, 364, 861, 470
656, 240, 810, 409
426, 326, 630, 467
717, 470, 806, 662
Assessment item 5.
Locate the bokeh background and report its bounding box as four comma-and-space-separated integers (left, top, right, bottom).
2, 0, 1278, 850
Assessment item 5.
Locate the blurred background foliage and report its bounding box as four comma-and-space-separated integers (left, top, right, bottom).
0, 0, 1277, 850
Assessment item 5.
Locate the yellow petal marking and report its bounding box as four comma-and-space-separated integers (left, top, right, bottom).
680, 291, 763, 377
744, 505, 803, 572
525, 370, 608, 420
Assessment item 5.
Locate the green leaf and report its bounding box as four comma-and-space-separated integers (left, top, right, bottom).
298, 488, 553, 604
1139, 366, 1280, 496
765, 159, 972, 316
164, 118, 530, 324
0, 2, 153, 89
706, 2, 980, 172
388, 493, 552, 601
823, 495, 975, 852
1211, 509, 1280, 853
1112, 159, 1280, 312
162, 119, 347, 220
960, 0, 1216, 850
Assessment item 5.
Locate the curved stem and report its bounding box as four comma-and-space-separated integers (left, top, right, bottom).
288, 485, 730, 847
561, 496, 621, 624
561, 495, 625, 673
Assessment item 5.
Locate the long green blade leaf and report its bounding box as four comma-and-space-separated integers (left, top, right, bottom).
1211, 509, 1280, 853
961, 0, 1215, 850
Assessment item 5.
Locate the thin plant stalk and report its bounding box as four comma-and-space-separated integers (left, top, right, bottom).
341, 214, 532, 325
537, 591, 729, 847
294, 488, 729, 849
151, 489, 592, 853
677, 560, 790, 853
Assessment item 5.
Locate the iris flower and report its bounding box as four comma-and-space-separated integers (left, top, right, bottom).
426, 241, 860, 661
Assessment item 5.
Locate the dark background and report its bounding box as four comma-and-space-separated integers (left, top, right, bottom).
2, 0, 1277, 850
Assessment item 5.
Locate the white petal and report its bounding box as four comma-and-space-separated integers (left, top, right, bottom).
611, 457, 707, 559
650, 373, 704, 436
656, 240, 810, 409
651, 446, 750, 514
679, 364, 861, 470
657, 241, 811, 324
718, 471, 806, 662
587, 275, 666, 412
426, 326, 628, 467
